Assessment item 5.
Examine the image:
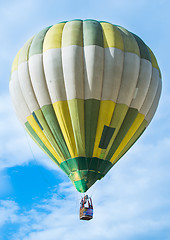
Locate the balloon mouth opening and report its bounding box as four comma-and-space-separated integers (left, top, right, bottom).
59, 157, 113, 192
70, 170, 104, 193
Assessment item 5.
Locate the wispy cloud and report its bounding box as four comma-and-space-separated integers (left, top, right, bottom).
0, 93, 51, 171
0, 200, 19, 227
0, 130, 170, 240
0, 0, 170, 239
0, 94, 31, 169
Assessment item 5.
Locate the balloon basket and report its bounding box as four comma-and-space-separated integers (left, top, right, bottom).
80, 207, 93, 221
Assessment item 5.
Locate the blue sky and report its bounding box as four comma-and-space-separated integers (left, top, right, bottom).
0, 0, 170, 239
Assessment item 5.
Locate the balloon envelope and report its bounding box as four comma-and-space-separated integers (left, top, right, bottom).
9, 20, 162, 192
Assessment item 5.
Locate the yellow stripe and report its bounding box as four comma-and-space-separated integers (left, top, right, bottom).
27, 115, 62, 163
148, 48, 159, 70
53, 101, 78, 158
101, 104, 129, 159
113, 119, 148, 164
100, 22, 124, 50
25, 127, 59, 165
93, 101, 115, 158
148, 48, 161, 78
11, 49, 22, 73
43, 22, 66, 51
68, 99, 85, 156
110, 113, 145, 163
70, 171, 81, 182
18, 37, 34, 64
34, 109, 65, 160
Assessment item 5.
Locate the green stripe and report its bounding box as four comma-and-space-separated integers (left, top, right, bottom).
110, 104, 129, 128
60, 157, 113, 192
60, 157, 112, 175
33, 109, 65, 160
106, 108, 138, 160
41, 104, 71, 159
100, 104, 129, 158
68, 99, 85, 156
114, 120, 148, 163
71, 171, 102, 192
117, 26, 140, 56
131, 33, 151, 62
148, 47, 162, 78
62, 20, 83, 47
85, 99, 100, 157
83, 20, 103, 47
29, 26, 52, 57
25, 122, 60, 166
99, 125, 115, 149
73, 178, 88, 193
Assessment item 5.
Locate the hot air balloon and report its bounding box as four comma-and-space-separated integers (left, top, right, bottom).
9, 19, 162, 196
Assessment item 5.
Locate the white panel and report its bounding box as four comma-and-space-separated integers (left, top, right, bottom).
62, 45, 84, 100
9, 98, 25, 127
145, 79, 162, 123
29, 54, 51, 107
101, 48, 124, 101
18, 61, 39, 112
140, 68, 160, 115
43, 48, 67, 102
130, 59, 152, 110
84, 45, 104, 100
10, 71, 31, 124
117, 52, 140, 106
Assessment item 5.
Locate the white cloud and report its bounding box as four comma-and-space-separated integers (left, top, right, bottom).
0, 93, 48, 170
0, 200, 19, 227
0, 1, 170, 239
0, 94, 59, 171
0, 129, 169, 240
0, 65, 170, 239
